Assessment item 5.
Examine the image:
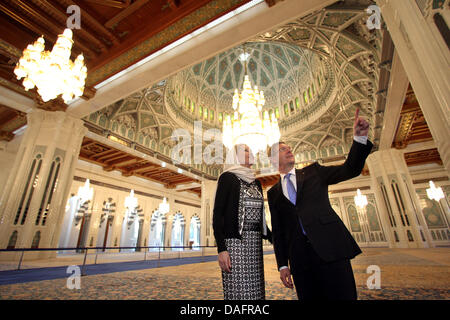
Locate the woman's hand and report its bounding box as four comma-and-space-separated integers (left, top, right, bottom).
218, 251, 231, 273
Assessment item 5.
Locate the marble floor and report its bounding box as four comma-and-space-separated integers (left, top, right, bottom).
0, 247, 449, 300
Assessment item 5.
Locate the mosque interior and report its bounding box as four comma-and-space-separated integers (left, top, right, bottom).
0, 0, 448, 300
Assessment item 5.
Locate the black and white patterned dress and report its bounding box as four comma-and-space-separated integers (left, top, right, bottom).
222, 178, 265, 300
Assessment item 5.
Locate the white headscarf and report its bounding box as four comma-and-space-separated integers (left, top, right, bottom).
222, 144, 255, 183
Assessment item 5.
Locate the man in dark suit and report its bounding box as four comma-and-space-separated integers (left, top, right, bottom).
267, 108, 372, 300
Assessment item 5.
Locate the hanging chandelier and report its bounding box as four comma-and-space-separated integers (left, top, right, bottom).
426, 180, 444, 202
13, 28, 87, 103
125, 189, 138, 211
159, 197, 170, 214
222, 48, 280, 154
354, 189, 368, 209
77, 179, 93, 204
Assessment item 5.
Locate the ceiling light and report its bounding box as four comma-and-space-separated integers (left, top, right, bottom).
14, 29, 87, 103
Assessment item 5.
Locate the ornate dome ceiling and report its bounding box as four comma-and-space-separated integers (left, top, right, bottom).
164, 41, 337, 137
167, 42, 328, 113
84, 0, 385, 179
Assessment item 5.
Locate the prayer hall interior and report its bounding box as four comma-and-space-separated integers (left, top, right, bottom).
0, 0, 448, 300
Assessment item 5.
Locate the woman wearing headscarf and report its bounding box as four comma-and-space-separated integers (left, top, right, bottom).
213, 144, 272, 300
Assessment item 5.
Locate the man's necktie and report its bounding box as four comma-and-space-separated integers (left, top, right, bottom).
285, 173, 297, 205
285, 173, 306, 235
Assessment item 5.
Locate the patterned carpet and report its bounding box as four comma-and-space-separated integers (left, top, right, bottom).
0, 248, 449, 300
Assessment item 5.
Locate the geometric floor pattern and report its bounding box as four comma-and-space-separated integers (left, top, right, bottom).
1, 248, 449, 300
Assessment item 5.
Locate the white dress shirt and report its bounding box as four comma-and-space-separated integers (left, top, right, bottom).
277, 136, 367, 272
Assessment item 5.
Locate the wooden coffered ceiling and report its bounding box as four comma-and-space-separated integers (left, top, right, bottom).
0, 104, 27, 141
79, 136, 202, 196
404, 148, 443, 167
392, 84, 433, 149
392, 83, 442, 167
0, 0, 254, 101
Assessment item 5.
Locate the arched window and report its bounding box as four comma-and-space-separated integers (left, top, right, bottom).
171, 212, 185, 251
148, 210, 166, 251
31, 231, 41, 249
7, 231, 18, 249
89, 112, 98, 123
128, 129, 135, 140
391, 179, 409, 226
433, 13, 450, 49
36, 157, 62, 226
380, 182, 396, 227
274, 107, 280, 119
111, 121, 118, 133
189, 215, 201, 250
99, 115, 107, 127
15, 154, 43, 225
407, 230, 414, 242
120, 125, 126, 137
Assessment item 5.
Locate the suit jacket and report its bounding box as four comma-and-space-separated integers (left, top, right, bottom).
268, 140, 373, 272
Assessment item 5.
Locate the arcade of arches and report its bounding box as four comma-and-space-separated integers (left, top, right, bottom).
0, 0, 449, 263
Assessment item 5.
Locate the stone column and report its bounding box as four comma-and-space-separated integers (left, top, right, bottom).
162, 197, 175, 250
367, 149, 434, 248
0, 109, 87, 259
201, 180, 217, 249
376, 0, 450, 172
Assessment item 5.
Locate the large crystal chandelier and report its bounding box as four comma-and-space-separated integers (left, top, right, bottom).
14, 29, 87, 103
426, 181, 444, 202
222, 49, 280, 154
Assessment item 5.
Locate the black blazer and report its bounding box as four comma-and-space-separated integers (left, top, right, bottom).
268, 140, 373, 272
213, 172, 272, 253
